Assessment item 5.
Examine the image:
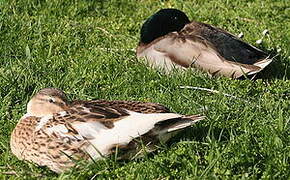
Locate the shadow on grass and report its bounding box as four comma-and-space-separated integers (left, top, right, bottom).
168, 124, 232, 146
252, 49, 290, 80
256, 55, 290, 80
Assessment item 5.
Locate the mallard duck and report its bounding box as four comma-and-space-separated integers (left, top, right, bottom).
136, 8, 272, 79
10, 88, 204, 173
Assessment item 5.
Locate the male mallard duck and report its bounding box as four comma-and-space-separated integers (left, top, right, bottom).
10, 88, 204, 173
136, 8, 272, 79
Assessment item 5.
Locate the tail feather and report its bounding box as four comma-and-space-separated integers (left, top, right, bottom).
253, 57, 273, 69
166, 115, 205, 133
248, 57, 273, 75
149, 114, 205, 143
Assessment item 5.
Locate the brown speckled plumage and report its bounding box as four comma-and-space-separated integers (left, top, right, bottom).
10, 88, 204, 173
11, 116, 89, 173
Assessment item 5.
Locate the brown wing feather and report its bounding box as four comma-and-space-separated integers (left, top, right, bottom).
53, 103, 130, 129
51, 100, 169, 130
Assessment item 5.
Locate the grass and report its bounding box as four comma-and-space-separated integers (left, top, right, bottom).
0, 0, 289, 179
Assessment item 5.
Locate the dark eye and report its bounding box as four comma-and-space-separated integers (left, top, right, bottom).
48, 98, 55, 103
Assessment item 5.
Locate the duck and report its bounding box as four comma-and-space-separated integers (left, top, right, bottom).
136, 8, 272, 79
10, 88, 205, 173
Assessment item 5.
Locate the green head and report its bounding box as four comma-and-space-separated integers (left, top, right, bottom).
140, 9, 190, 44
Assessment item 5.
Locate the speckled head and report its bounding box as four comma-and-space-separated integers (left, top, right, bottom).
140, 8, 190, 44
27, 88, 68, 117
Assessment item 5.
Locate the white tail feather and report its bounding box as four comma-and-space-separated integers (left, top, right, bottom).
166, 115, 205, 133
253, 57, 273, 69
247, 57, 272, 75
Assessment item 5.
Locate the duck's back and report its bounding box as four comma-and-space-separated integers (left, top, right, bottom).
181, 21, 269, 65
72, 100, 170, 114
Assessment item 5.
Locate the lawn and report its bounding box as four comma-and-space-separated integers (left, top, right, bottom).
0, 0, 289, 179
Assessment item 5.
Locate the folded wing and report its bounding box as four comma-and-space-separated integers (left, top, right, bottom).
46, 104, 204, 160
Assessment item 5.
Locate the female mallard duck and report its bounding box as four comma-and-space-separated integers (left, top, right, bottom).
136, 8, 272, 79
10, 88, 204, 173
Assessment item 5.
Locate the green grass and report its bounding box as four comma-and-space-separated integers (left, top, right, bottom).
0, 0, 289, 179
